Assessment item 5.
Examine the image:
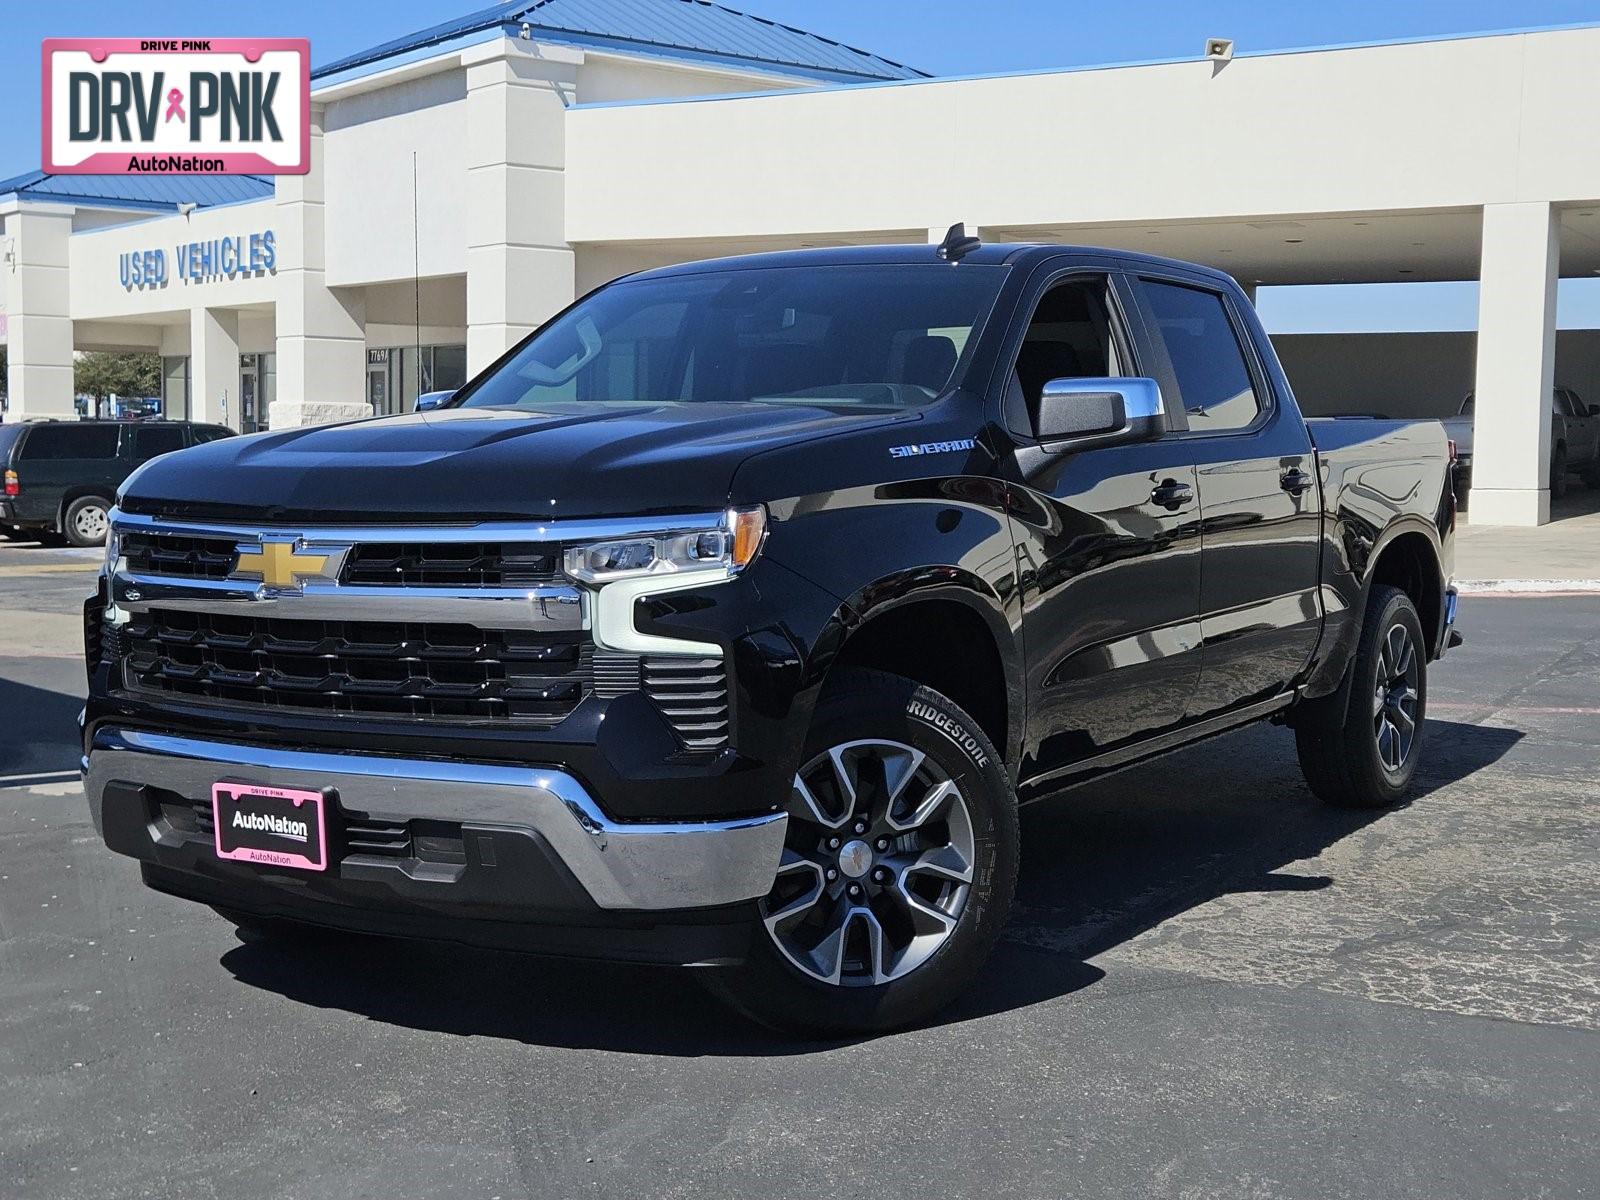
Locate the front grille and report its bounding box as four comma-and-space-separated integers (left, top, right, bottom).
122, 531, 237, 580
119, 529, 562, 589
643, 655, 730, 753
120, 609, 589, 725
340, 543, 560, 588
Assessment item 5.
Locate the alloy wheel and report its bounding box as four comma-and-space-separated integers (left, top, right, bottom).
1372, 621, 1420, 773
761, 739, 976, 987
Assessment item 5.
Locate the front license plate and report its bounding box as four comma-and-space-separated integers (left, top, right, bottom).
212, 782, 328, 872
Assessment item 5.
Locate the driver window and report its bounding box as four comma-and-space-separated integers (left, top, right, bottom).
1006, 278, 1121, 433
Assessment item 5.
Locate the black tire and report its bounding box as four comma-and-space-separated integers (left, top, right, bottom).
1582, 464, 1600, 490
0, 524, 23, 541
1293, 585, 1427, 809
1550, 445, 1569, 500
706, 667, 1019, 1036
62, 495, 112, 547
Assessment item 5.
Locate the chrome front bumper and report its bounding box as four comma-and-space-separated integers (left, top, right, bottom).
83, 728, 786, 911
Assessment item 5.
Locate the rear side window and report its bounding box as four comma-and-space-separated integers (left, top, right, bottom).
130, 424, 187, 459
19, 424, 120, 460
0, 425, 23, 465
191, 425, 233, 444
1142, 280, 1262, 432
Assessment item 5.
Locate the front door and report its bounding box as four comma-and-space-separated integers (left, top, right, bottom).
239, 355, 259, 434
998, 270, 1204, 786
367, 361, 388, 416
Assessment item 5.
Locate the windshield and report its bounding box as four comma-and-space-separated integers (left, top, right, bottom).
455, 265, 1007, 412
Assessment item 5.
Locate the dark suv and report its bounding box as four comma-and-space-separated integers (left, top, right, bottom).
0, 420, 232, 546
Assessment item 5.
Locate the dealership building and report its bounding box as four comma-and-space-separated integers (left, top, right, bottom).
3, 4, 1600, 524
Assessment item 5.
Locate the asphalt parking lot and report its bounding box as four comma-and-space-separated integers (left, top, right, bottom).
1, 538, 1596, 1199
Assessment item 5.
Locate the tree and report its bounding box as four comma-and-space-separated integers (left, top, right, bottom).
74, 352, 161, 402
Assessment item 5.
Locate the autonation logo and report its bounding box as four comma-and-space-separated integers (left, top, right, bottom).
231, 810, 310, 843
43, 38, 309, 175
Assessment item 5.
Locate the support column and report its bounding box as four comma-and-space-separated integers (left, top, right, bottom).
190, 307, 238, 428
2, 203, 76, 419
464, 40, 578, 374
1471, 202, 1559, 526
271, 105, 368, 429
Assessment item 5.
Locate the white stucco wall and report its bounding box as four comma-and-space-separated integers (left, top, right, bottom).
66, 199, 281, 322
323, 68, 471, 287
565, 27, 1600, 244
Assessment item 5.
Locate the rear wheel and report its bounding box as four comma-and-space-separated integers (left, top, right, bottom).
1293, 585, 1427, 808
63, 496, 112, 547
707, 668, 1018, 1036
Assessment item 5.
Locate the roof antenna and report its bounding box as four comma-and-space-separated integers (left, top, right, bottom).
936, 222, 981, 262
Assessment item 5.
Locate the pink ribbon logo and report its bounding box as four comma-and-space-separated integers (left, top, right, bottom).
164, 88, 185, 123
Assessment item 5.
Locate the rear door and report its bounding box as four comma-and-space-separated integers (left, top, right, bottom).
1128, 271, 1323, 719
10, 423, 122, 526
996, 263, 1204, 784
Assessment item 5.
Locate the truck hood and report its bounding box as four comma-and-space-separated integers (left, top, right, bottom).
120, 403, 915, 522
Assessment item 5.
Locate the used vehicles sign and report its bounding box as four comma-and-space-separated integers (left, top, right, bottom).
43, 38, 310, 175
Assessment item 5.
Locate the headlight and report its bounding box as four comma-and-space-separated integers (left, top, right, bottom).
102, 525, 122, 576
562, 506, 766, 584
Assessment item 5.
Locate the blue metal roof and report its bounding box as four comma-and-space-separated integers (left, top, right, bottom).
0, 171, 274, 212
313, 0, 926, 84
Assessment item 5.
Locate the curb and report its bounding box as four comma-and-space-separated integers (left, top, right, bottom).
1456, 579, 1600, 595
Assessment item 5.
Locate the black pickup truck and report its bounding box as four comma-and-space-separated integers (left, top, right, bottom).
82, 238, 1458, 1034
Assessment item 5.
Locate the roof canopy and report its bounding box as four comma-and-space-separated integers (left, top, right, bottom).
0, 171, 273, 213
313, 0, 925, 84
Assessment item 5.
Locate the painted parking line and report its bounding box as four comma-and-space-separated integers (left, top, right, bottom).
0, 562, 101, 575
1430, 702, 1600, 717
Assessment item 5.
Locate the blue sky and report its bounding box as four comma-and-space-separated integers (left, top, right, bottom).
7, 1, 1600, 331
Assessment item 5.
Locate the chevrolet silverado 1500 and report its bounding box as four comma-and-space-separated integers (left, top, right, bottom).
82, 237, 1459, 1034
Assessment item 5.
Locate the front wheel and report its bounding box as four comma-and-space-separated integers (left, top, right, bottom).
707, 668, 1018, 1036
1293, 584, 1427, 808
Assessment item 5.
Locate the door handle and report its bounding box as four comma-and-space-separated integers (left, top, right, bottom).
1280, 468, 1314, 496
1151, 479, 1194, 510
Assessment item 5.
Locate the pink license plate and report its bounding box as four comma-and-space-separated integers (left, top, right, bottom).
212, 782, 328, 872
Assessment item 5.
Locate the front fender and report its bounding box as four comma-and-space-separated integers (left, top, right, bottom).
756, 476, 1025, 769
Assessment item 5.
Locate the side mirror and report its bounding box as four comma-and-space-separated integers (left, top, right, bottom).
414, 391, 453, 412
1035, 377, 1167, 445
1589, 404, 1600, 417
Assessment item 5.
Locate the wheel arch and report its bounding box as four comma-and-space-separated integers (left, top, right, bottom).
1365, 524, 1445, 658
812, 571, 1022, 782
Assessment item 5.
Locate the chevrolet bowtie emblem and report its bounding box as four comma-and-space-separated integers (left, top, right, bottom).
232, 540, 348, 590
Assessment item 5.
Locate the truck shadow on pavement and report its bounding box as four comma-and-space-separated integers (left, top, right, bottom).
0, 676, 86, 779
217, 717, 1521, 1054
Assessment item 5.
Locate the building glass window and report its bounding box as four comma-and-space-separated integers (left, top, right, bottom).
369, 344, 469, 415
